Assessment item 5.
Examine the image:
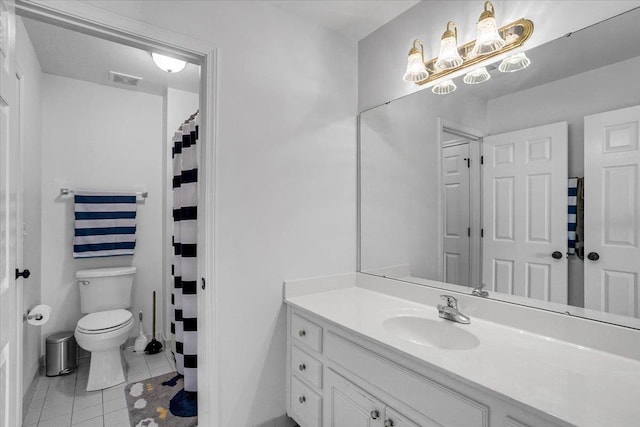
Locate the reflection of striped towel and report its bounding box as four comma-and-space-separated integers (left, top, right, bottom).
568, 178, 578, 255
73, 192, 137, 258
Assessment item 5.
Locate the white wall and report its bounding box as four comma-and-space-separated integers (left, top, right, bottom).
486, 55, 640, 306
358, 0, 640, 111
40, 74, 164, 347
163, 88, 199, 341
16, 17, 43, 395
77, 2, 357, 425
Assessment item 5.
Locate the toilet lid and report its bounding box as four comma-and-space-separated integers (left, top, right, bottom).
77, 309, 132, 332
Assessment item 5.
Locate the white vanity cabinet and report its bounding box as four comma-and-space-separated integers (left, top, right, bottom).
286, 306, 568, 427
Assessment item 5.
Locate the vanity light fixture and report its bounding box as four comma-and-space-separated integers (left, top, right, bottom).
401, 1, 533, 91
402, 40, 430, 83
434, 22, 464, 71
151, 53, 187, 73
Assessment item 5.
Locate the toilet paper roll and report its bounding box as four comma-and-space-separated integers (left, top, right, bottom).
26, 304, 51, 326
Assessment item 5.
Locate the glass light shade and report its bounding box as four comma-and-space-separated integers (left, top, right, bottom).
403, 50, 429, 83
471, 16, 506, 55
152, 53, 187, 73
431, 79, 457, 95
435, 22, 463, 71
463, 67, 491, 84
498, 52, 531, 72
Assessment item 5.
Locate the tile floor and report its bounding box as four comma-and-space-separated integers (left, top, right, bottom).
23, 348, 176, 427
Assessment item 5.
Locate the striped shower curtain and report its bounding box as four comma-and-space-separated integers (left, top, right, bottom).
171, 114, 199, 393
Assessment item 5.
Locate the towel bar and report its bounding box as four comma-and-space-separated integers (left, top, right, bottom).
60, 188, 148, 199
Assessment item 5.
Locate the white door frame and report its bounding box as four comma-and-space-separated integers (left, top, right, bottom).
15, 1, 219, 425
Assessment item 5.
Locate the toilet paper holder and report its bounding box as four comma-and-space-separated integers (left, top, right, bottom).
24, 312, 43, 322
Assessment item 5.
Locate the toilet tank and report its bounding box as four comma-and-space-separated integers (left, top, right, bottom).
77, 266, 136, 314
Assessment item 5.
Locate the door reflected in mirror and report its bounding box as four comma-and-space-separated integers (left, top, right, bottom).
359, 6, 640, 329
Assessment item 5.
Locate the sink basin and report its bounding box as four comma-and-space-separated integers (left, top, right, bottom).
382, 315, 480, 350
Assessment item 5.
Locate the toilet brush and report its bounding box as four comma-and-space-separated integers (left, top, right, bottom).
144, 290, 163, 354
134, 311, 148, 352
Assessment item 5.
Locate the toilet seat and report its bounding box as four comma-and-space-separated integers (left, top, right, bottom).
77, 309, 133, 334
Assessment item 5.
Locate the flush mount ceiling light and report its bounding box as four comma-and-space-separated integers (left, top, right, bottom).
401, 1, 533, 92
434, 22, 464, 71
151, 53, 187, 73
403, 40, 429, 83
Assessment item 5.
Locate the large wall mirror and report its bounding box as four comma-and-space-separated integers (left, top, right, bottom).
359, 7, 640, 329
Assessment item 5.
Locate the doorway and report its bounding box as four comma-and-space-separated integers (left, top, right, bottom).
10, 2, 217, 425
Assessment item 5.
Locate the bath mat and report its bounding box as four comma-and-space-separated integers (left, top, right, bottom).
124, 371, 197, 427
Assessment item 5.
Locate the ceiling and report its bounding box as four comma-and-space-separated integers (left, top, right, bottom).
21, 17, 201, 97
268, 0, 420, 40
21, 1, 421, 96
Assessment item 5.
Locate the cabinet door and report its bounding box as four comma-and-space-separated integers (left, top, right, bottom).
326, 370, 384, 427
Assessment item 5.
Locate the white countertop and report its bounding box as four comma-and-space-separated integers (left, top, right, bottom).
285, 286, 640, 427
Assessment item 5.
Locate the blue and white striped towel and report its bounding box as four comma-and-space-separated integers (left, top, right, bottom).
568, 178, 578, 255
73, 191, 137, 258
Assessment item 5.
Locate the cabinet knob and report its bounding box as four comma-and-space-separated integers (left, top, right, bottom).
370, 410, 380, 420
298, 395, 306, 404
298, 329, 306, 337
298, 363, 306, 371
384, 420, 395, 427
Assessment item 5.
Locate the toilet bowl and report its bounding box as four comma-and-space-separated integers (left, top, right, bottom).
74, 266, 136, 391
75, 309, 134, 391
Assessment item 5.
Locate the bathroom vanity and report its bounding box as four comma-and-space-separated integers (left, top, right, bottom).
284, 273, 640, 427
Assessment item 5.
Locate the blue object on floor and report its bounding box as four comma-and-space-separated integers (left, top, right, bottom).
162, 373, 183, 387
169, 388, 198, 417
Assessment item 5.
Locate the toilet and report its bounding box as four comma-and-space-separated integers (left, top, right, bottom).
74, 266, 136, 391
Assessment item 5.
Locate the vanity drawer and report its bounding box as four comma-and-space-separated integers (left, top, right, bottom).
292, 313, 323, 353
291, 345, 323, 389
291, 376, 322, 427
326, 332, 489, 427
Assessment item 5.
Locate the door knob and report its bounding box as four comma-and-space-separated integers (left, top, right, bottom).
15, 269, 31, 279
587, 252, 600, 261
551, 251, 563, 259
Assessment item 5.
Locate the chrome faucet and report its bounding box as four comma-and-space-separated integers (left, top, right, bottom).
471, 284, 489, 298
438, 295, 470, 324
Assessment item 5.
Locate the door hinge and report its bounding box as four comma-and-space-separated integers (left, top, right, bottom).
467, 227, 471, 237
464, 157, 470, 168
480, 155, 484, 165
481, 228, 484, 238
201, 277, 206, 290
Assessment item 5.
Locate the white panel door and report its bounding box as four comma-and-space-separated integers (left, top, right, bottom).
584, 106, 640, 317
326, 370, 385, 427
442, 143, 470, 286
482, 122, 568, 303
0, 1, 18, 426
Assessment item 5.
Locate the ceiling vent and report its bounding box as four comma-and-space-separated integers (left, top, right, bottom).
109, 71, 142, 87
